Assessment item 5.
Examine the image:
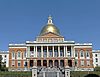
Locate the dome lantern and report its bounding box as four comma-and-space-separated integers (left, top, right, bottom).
39, 16, 60, 36
47, 15, 53, 24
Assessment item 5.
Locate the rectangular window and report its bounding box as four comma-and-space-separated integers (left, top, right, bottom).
30, 46, 34, 51
49, 50, 53, 57
37, 50, 41, 57
81, 51, 84, 57
95, 54, 97, 57
43, 50, 47, 58
60, 50, 64, 57
96, 64, 98, 67
24, 61, 27, 66
5, 55, 7, 58
95, 58, 98, 62
18, 61, 21, 67
12, 61, 15, 66
67, 46, 71, 57
75, 51, 78, 57
87, 60, 90, 66
81, 60, 84, 66
86, 51, 90, 57
54, 50, 58, 57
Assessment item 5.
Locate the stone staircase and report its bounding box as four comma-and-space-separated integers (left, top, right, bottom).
37, 67, 64, 77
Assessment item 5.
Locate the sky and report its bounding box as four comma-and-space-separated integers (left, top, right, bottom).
0, 0, 100, 50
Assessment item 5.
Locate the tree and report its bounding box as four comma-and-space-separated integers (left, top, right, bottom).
0, 55, 2, 70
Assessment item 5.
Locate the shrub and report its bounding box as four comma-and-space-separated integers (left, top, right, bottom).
94, 67, 100, 71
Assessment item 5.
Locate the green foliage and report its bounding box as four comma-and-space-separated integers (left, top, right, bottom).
0, 67, 8, 71
71, 71, 100, 77
0, 55, 2, 69
94, 67, 100, 71
0, 71, 31, 77
0, 71, 100, 77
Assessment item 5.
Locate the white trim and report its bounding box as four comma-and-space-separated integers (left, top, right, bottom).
9, 47, 27, 48
75, 46, 92, 48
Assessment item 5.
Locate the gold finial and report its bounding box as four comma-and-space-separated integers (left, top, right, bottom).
47, 15, 53, 24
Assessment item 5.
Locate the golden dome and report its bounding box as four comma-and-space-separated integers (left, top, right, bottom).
40, 16, 60, 36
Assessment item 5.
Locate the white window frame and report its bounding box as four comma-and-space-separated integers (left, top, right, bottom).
75, 51, 78, 58
17, 51, 21, 59
12, 51, 15, 59
81, 60, 84, 66
18, 61, 21, 67
80, 50, 84, 59
87, 60, 90, 66
12, 60, 15, 66
86, 51, 90, 59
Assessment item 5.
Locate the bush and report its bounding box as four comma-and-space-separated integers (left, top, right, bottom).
94, 67, 100, 71
0, 67, 8, 71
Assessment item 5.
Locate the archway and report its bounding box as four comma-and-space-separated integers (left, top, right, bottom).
54, 60, 59, 67
49, 60, 53, 67
43, 60, 47, 67
37, 60, 41, 67
60, 60, 64, 67
68, 60, 72, 67
30, 60, 33, 67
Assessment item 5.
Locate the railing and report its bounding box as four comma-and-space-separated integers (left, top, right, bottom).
37, 67, 64, 77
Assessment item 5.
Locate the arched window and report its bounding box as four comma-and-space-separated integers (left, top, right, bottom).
86, 51, 90, 57
75, 50, 78, 57
80, 50, 84, 57
12, 51, 15, 58
18, 51, 21, 58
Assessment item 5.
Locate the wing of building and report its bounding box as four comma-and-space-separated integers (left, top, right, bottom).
0, 51, 9, 67
8, 16, 94, 71
92, 50, 100, 67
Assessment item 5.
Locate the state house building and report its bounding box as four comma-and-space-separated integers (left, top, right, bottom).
9, 16, 94, 71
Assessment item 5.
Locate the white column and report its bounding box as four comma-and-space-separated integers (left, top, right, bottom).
58, 46, 60, 57
57, 71, 59, 77
41, 46, 43, 58
65, 66, 70, 77
66, 46, 67, 57
36, 46, 37, 57
43, 71, 45, 77
27, 46, 30, 58
32, 66, 37, 77
53, 46, 54, 57
47, 46, 48, 57
71, 46, 74, 57
64, 46, 66, 57
72, 46, 75, 57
